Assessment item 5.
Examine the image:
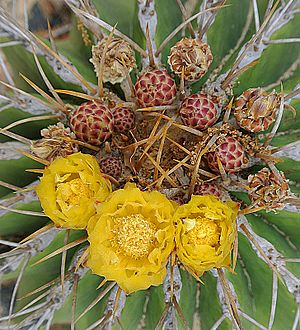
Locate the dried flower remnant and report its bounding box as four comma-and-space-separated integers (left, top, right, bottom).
234, 88, 280, 133
168, 38, 213, 81
36, 153, 112, 229
174, 195, 238, 276
90, 37, 136, 84
31, 123, 79, 162
87, 183, 176, 293
248, 167, 291, 211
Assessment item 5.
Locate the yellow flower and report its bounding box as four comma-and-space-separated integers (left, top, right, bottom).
174, 195, 238, 276
87, 183, 176, 294
36, 152, 111, 229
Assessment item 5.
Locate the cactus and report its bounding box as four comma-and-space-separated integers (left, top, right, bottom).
0, 1, 299, 329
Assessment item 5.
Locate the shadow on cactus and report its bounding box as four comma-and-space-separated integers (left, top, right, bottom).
0, 0, 299, 329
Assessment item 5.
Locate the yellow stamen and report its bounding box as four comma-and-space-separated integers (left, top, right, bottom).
184, 218, 221, 247
112, 214, 157, 259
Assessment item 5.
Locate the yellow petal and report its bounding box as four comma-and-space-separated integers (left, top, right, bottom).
87, 184, 175, 293
36, 152, 112, 229
174, 195, 238, 275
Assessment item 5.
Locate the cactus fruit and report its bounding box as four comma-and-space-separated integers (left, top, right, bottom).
206, 136, 249, 173
69, 100, 114, 145
193, 182, 223, 199
111, 105, 135, 133
179, 92, 221, 130
134, 69, 177, 107
99, 156, 123, 179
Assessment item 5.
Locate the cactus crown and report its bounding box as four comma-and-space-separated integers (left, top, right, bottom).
0, 1, 299, 329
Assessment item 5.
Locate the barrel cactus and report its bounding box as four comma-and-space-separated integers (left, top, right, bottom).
0, 1, 299, 329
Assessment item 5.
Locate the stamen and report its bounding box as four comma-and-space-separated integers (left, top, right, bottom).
112, 214, 157, 259
184, 218, 221, 247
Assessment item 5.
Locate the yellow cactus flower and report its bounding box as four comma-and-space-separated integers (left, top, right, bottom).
174, 195, 238, 276
87, 183, 176, 294
36, 152, 111, 229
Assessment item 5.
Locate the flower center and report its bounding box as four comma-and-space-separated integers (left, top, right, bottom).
56, 178, 92, 205
184, 218, 220, 247
112, 214, 157, 259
